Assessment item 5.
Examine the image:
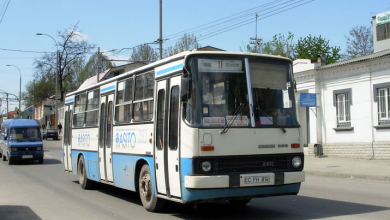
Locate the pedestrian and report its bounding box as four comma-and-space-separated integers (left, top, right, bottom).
58, 123, 62, 135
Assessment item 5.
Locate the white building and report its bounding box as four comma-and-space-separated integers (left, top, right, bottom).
294, 11, 390, 159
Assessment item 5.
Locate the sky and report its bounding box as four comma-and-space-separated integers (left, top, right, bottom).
0, 0, 388, 114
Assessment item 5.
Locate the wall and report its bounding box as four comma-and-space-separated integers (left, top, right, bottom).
295, 54, 390, 159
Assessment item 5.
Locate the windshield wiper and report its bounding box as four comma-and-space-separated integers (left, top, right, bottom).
255, 106, 286, 133
220, 103, 243, 134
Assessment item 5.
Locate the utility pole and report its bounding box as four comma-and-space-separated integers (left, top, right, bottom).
6, 93, 8, 119
97, 47, 100, 83
249, 13, 261, 53
33, 80, 35, 120
159, 0, 163, 59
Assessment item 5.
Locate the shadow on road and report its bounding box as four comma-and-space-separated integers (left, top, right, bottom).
0, 205, 42, 220
69, 181, 390, 219
6, 158, 61, 166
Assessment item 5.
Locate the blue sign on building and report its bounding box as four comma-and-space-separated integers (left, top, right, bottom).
300, 93, 316, 107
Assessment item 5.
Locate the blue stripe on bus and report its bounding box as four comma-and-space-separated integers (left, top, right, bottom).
71, 151, 156, 194
101, 85, 115, 93
72, 150, 99, 181
112, 154, 155, 193
180, 158, 301, 202
156, 63, 183, 76
65, 98, 74, 103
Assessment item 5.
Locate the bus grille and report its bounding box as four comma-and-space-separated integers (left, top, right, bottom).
193, 153, 304, 174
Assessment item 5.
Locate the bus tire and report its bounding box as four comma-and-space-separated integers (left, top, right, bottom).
228, 198, 251, 206
139, 164, 165, 212
78, 155, 94, 189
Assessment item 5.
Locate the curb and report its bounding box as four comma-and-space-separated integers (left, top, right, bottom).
305, 171, 390, 182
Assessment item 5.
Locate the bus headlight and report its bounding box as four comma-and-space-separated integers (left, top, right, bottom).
201, 161, 212, 172
292, 156, 302, 168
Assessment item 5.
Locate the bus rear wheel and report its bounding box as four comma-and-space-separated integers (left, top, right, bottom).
138, 164, 165, 212
78, 155, 94, 189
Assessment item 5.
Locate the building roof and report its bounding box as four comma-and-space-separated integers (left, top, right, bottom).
318, 49, 390, 70
77, 69, 110, 91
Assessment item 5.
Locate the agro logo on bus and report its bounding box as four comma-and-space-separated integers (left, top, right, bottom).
115, 129, 149, 149
116, 132, 136, 149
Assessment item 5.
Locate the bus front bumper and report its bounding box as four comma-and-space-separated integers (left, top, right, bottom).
185, 171, 305, 189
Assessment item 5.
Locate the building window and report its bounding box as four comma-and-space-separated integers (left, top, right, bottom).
333, 89, 352, 128
373, 82, 390, 125
378, 87, 390, 124
377, 23, 390, 41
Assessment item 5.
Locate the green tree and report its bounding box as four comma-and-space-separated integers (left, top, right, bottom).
129, 44, 159, 63
163, 33, 200, 57
241, 32, 294, 58
343, 25, 373, 60
294, 34, 341, 64
22, 76, 55, 108
34, 24, 96, 102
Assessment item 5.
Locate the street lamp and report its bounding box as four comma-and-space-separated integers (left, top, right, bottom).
36, 33, 58, 129
6, 64, 21, 118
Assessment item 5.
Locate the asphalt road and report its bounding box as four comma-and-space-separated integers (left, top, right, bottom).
0, 139, 389, 220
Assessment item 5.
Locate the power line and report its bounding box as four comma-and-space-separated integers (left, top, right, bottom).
0, 47, 50, 53
112, 0, 315, 56
0, 0, 10, 25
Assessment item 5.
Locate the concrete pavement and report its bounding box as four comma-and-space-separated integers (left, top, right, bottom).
304, 155, 390, 181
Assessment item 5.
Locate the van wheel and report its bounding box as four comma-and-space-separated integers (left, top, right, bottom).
8, 155, 12, 165
39, 158, 43, 164
78, 155, 94, 189
139, 164, 165, 212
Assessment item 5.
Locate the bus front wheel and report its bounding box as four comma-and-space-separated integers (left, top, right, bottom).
78, 155, 94, 189
138, 164, 165, 212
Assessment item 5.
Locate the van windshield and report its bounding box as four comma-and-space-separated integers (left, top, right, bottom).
10, 128, 42, 142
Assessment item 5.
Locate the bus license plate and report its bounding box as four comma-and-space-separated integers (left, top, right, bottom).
244, 176, 270, 184
22, 155, 33, 159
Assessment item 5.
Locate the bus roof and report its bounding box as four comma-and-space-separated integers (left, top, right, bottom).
66, 50, 292, 97
2, 119, 39, 128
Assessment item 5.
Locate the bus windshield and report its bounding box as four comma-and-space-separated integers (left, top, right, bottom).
9, 127, 42, 142
185, 55, 299, 128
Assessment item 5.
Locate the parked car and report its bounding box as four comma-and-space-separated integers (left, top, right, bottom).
42, 129, 59, 140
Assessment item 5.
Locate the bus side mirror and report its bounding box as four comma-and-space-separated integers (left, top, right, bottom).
181, 78, 192, 101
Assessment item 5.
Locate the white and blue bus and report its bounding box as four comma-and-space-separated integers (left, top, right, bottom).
62, 51, 305, 212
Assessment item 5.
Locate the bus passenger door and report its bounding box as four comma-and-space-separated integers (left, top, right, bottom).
63, 104, 73, 172
155, 76, 181, 198
98, 94, 114, 182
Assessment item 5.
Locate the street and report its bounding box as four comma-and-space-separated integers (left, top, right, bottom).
0, 140, 389, 220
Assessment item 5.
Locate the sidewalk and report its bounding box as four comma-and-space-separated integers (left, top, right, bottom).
304, 155, 390, 181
